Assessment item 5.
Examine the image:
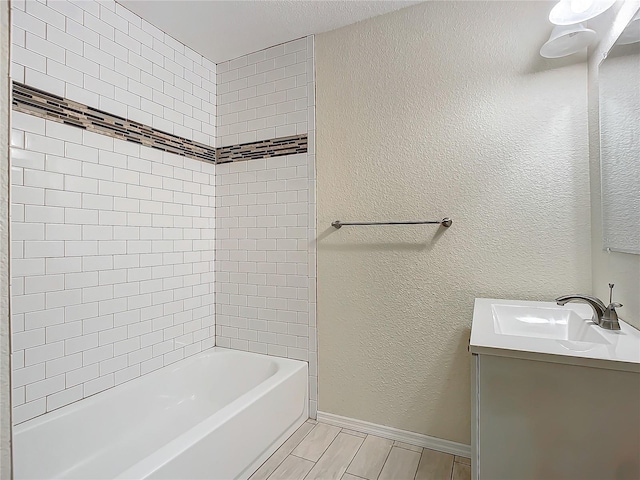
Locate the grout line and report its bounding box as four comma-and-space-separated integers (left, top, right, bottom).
342, 432, 367, 478
376, 442, 395, 480
345, 474, 368, 480
256, 420, 317, 480
414, 448, 423, 480
394, 444, 423, 452
217, 35, 309, 67
301, 425, 343, 480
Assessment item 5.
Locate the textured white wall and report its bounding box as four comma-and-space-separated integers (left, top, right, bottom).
316, 1, 592, 444
588, 0, 640, 330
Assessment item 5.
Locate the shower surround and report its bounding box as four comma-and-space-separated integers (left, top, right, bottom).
9, 0, 317, 426
215, 37, 318, 416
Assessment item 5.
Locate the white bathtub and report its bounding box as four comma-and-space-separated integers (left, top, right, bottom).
13, 347, 308, 479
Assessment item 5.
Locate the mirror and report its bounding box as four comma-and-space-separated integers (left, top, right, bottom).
598, 12, 640, 254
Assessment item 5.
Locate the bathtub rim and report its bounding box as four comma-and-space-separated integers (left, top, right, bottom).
13, 347, 309, 480
115, 348, 308, 479
13, 347, 302, 432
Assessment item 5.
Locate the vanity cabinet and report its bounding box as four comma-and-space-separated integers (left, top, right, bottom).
470, 298, 640, 480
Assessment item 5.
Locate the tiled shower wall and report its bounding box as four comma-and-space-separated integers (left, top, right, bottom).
10, 0, 318, 422
10, 115, 215, 424
216, 37, 311, 148
11, 0, 216, 144
10, 0, 217, 424
215, 37, 318, 416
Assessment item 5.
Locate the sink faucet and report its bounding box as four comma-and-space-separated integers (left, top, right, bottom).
555, 284, 622, 330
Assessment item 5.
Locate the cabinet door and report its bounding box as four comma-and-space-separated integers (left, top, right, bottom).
477, 355, 640, 480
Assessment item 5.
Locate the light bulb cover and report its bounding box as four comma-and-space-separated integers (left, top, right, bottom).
540, 23, 597, 58
549, 0, 616, 26
616, 12, 640, 45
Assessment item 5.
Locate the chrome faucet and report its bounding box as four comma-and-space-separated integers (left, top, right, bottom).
555, 284, 622, 330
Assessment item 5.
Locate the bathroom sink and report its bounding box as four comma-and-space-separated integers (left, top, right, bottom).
470, 298, 640, 373
491, 304, 610, 344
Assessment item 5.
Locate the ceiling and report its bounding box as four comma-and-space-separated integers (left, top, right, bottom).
118, 1, 422, 64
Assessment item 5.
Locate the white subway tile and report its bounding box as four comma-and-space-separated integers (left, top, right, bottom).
26, 1, 65, 31
66, 17, 99, 46
129, 23, 152, 47
12, 45, 46, 73
46, 322, 82, 343
99, 4, 128, 33
26, 32, 64, 63
24, 341, 64, 366
13, 10, 46, 38
83, 373, 114, 397
66, 363, 98, 387
13, 398, 46, 424
84, 73, 115, 98
47, 25, 83, 54
65, 84, 99, 109
47, 384, 83, 411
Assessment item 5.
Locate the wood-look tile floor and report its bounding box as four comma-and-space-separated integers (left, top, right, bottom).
249, 420, 471, 480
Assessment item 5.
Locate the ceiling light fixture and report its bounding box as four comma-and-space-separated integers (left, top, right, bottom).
549, 0, 616, 26
616, 11, 640, 45
540, 23, 597, 58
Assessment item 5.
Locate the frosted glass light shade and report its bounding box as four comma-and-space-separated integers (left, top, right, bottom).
617, 12, 640, 45
540, 23, 597, 58
549, 0, 616, 25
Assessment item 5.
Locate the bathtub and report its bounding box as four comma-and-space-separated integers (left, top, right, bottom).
13, 347, 308, 479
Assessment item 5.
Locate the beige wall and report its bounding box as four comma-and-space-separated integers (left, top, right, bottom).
588, 1, 640, 330
316, 1, 592, 445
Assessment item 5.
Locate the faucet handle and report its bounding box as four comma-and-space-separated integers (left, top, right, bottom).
602, 301, 622, 330
608, 283, 615, 304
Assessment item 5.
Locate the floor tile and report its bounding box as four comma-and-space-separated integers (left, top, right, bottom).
346, 435, 393, 480
393, 440, 422, 452
378, 446, 421, 480
452, 461, 471, 480
305, 432, 364, 480
455, 455, 471, 466
341, 428, 366, 438
267, 455, 314, 480
249, 422, 315, 480
341, 474, 364, 480
415, 448, 454, 480
291, 422, 341, 462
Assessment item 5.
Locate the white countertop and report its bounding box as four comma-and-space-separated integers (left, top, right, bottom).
470, 298, 640, 373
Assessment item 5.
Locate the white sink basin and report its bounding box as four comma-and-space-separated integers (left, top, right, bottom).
491, 304, 610, 344
470, 298, 640, 372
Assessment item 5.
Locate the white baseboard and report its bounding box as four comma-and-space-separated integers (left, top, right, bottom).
316, 411, 471, 458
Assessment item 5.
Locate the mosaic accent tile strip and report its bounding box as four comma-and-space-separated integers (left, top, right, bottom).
217, 134, 308, 163
11, 81, 217, 163
11, 82, 308, 164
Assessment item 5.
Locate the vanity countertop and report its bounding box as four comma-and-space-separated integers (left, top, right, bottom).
470, 298, 640, 373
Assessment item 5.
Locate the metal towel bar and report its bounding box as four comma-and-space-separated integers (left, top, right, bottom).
331, 218, 452, 229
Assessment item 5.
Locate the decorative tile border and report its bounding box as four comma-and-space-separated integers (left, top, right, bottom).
11, 82, 308, 164
12, 81, 217, 163
217, 135, 308, 163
